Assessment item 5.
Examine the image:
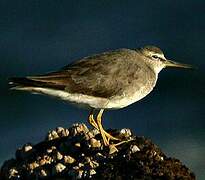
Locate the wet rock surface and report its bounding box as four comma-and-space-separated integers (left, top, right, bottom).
0, 123, 195, 180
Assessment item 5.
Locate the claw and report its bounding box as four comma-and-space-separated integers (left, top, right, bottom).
108, 139, 133, 154
109, 144, 118, 154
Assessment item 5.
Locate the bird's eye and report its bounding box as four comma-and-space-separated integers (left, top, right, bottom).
152, 55, 158, 59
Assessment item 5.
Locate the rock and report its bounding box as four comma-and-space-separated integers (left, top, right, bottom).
0, 123, 195, 180
46, 127, 69, 141
130, 144, 140, 153
53, 163, 66, 174
28, 161, 39, 171
89, 169, 96, 176
74, 142, 81, 148
56, 127, 69, 137
8, 168, 19, 179
47, 130, 59, 141
119, 128, 132, 139
24, 144, 32, 152
90, 138, 101, 148
64, 155, 76, 164
70, 123, 89, 136
15, 143, 33, 160
39, 169, 49, 178
52, 151, 63, 161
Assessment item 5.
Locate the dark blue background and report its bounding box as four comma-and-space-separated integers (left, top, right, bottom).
0, 0, 204, 179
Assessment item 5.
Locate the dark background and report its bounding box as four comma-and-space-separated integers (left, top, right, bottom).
0, 0, 204, 179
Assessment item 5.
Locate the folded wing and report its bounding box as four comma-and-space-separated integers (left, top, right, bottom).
9, 49, 138, 98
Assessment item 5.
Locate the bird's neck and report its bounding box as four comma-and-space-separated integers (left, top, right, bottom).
150, 64, 165, 74
143, 58, 165, 74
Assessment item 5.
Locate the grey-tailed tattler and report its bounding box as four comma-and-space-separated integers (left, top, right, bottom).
9, 46, 193, 150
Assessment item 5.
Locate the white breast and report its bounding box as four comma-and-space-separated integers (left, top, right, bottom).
105, 73, 158, 109
106, 83, 155, 109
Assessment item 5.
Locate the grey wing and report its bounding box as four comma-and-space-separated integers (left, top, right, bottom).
11, 49, 140, 98
62, 49, 139, 98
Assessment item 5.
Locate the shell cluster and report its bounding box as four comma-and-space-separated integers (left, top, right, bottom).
0, 123, 195, 180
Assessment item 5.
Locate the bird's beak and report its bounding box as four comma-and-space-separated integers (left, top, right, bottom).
165, 59, 194, 69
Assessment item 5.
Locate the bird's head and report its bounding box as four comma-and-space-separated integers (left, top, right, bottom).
138, 45, 193, 73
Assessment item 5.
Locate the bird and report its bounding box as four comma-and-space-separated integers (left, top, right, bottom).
9, 45, 193, 150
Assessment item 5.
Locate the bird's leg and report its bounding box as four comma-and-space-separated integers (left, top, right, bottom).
96, 109, 130, 154
96, 109, 109, 146
96, 109, 120, 143
96, 109, 121, 146
88, 109, 108, 145
88, 109, 119, 145
93, 109, 132, 154
88, 109, 99, 130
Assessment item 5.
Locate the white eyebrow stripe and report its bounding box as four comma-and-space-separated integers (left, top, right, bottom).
151, 53, 165, 60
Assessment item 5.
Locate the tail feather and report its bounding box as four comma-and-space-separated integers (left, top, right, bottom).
9, 77, 36, 86
9, 77, 66, 90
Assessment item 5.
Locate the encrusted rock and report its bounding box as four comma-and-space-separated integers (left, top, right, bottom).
53, 163, 66, 174
16, 143, 33, 160
38, 155, 52, 166
84, 131, 94, 140
46, 127, 69, 141
75, 142, 81, 148
90, 128, 100, 136
24, 144, 32, 152
70, 123, 89, 136
28, 161, 39, 171
64, 155, 76, 164
90, 138, 101, 148
89, 169, 96, 176
130, 144, 140, 153
119, 128, 132, 139
90, 160, 99, 169
47, 130, 59, 141
0, 123, 195, 180
8, 168, 19, 179
39, 169, 48, 178
52, 150, 63, 161
47, 146, 56, 153
56, 127, 69, 137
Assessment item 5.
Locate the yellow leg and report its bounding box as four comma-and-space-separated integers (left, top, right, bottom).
88, 109, 119, 143
95, 109, 133, 153
88, 109, 133, 154
96, 109, 109, 146
96, 109, 120, 144
88, 109, 99, 129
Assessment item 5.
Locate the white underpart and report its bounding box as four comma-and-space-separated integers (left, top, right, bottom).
17, 87, 109, 109
16, 75, 158, 109
107, 85, 155, 109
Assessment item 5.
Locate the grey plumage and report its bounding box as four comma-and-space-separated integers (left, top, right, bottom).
10, 49, 155, 95
9, 46, 193, 148
9, 46, 192, 109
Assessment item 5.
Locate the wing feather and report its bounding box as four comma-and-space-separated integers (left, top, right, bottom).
10, 49, 142, 98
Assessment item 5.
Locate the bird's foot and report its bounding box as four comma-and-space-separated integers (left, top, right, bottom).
108, 139, 133, 154
103, 130, 120, 143
88, 109, 130, 149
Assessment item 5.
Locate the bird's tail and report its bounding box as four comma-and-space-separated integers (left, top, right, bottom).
9, 70, 71, 93
9, 76, 66, 91
9, 77, 46, 91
